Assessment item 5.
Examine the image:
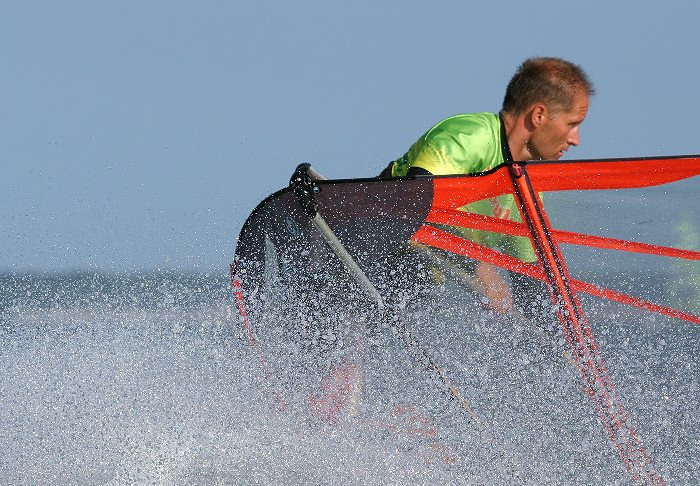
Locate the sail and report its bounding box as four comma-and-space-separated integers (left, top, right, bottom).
232, 156, 700, 483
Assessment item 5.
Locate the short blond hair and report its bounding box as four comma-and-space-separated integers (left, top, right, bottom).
502, 57, 594, 115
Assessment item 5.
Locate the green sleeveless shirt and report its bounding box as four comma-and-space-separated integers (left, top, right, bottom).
391, 112, 535, 262
391, 112, 506, 176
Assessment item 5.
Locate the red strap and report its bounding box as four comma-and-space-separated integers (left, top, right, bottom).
430, 157, 700, 209
411, 224, 700, 325
527, 156, 700, 191
411, 224, 545, 281
427, 208, 700, 261
571, 279, 700, 325
232, 276, 288, 411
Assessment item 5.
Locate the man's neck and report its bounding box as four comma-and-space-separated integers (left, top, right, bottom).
502, 111, 534, 161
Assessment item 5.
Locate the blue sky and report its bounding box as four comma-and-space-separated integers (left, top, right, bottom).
1, 1, 698, 272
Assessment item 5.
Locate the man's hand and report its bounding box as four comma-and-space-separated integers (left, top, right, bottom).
475, 261, 513, 314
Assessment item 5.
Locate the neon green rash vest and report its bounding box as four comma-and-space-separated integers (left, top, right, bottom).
390, 112, 536, 263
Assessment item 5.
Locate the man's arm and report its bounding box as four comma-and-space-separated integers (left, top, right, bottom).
474, 261, 513, 314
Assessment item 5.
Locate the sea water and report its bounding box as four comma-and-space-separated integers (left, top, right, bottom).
2, 271, 699, 484
0, 273, 459, 484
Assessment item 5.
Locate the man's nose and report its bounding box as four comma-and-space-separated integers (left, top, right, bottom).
568, 127, 580, 146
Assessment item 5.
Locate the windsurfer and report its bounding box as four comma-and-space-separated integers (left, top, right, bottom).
380, 57, 594, 319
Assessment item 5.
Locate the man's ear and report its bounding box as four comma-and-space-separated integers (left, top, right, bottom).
530, 103, 547, 128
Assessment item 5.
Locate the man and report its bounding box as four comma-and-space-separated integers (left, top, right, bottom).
380, 57, 594, 318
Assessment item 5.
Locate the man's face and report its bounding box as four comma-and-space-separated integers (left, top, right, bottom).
528, 91, 589, 160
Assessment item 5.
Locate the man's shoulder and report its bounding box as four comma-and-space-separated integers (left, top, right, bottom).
416, 112, 504, 174
424, 112, 500, 140
396, 112, 502, 176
